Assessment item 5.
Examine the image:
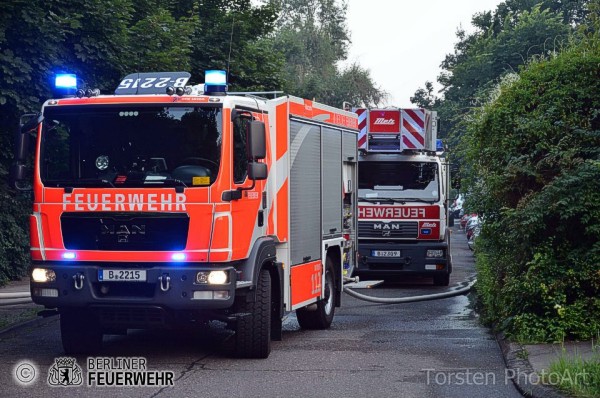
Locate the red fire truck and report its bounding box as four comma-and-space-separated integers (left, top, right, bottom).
353, 107, 452, 285
12, 71, 358, 358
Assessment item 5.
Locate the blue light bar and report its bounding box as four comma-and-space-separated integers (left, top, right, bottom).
204, 70, 227, 94
62, 252, 76, 260
55, 74, 78, 89
172, 253, 186, 261
436, 139, 444, 151
205, 70, 226, 85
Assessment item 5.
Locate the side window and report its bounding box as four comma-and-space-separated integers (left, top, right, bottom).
233, 116, 250, 184
43, 121, 73, 180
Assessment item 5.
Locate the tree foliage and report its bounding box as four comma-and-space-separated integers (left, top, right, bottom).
414, 1, 590, 140
464, 27, 600, 342
411, 0, 599, 341
0, 0, 284, 283
0, 0, 385, 284
270, 0, 386, 107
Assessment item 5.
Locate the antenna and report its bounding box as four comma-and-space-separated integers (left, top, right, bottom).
227, 14, 235, 81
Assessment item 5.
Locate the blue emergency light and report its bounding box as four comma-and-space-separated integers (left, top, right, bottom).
171, 253, 186, 261
54, 73, 78, 97
55, 73, 77, 89
204, 70, 227, 95
436, 139, 444, 152
62, 252, 76, 260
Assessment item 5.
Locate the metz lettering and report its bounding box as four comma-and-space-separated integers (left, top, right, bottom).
63, 193, 186, 211
373, 118, 395, 125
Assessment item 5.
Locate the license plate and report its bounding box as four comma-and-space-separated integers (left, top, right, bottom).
371, 250, 401, 257
98, 269, 147, 282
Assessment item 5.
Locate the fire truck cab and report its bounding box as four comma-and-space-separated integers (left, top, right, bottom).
12, 71, 358, 358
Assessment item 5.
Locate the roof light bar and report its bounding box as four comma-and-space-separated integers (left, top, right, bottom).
204, 70, 227, 95
55, 74, 77, 89
436, 139, 444, 152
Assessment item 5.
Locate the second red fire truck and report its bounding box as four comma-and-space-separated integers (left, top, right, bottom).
353, 107, 452, 285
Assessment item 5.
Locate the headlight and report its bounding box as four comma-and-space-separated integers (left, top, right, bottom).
208, 270, 228, 285
32, 268, 56, 283
426, 249, 444, 258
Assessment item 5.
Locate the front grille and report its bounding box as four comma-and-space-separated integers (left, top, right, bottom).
358, 221, 418, 239
61, 212, 189, 251
92, 282, 155, 298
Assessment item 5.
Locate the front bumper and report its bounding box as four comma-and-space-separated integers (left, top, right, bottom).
356, 240, 450, 276
29, 262, 236, 310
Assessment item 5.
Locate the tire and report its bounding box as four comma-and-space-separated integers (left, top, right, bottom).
60, 309, 103, 355
233, 269, 271, 358
296, 258, 335, 330
433, 273, 450, 287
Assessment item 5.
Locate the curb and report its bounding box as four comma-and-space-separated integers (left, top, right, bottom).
496, 333, 569, 398
0, 312, 58, 337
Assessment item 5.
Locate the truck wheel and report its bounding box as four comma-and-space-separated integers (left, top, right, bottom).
296, 258, 335, 330
433, 273, 450, 286
233, 269, 272, 358
60, 310, 103, 355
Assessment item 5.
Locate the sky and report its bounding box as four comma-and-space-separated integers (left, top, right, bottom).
344, 0, 504, 107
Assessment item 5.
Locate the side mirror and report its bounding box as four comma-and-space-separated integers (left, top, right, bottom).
20, 113, 43, 135
248, 161, 267, 181
10, 113, 41, 191
247, 121, 266, 160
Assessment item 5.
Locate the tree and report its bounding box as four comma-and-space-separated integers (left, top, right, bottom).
414, 3, 581, 140
463, 32, 600, 342
270, 0, 385, 107
0, 0, 286, 283
410, 81, 437, 109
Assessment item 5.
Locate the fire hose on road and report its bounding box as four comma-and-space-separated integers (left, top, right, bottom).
0, 276, 478, 306
343, 276, 477, 304
0, 292, 32, 306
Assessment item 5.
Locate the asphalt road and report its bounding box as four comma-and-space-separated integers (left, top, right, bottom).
0, 226, 521, 397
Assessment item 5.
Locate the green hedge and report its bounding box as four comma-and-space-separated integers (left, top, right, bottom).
464, 33, 600, 342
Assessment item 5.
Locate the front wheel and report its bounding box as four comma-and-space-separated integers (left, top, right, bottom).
296, 258, 335, 330
233, 269, 272, 358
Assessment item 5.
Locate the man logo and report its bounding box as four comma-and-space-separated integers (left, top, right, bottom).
373, 223, 401, 230
47, 357, 83, 386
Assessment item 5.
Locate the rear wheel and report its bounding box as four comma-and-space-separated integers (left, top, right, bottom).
296, 258, 336, 330
233, 269, 272, 358
60, 309, 103, 355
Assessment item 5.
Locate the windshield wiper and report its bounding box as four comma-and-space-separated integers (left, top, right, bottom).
399, 198, 437, 204
143, 177, 188, 193
46, 178, 115, 188
358, 197, 437, 204
358, 197, 398, 204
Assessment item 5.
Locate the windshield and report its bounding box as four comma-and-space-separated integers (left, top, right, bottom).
358, 161, 439, 202
40, 105, 222, 188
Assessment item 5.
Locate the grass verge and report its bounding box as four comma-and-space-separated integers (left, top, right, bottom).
546, 345, 600, 398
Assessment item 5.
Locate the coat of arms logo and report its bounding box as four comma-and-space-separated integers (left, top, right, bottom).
47, 357, 83, 386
